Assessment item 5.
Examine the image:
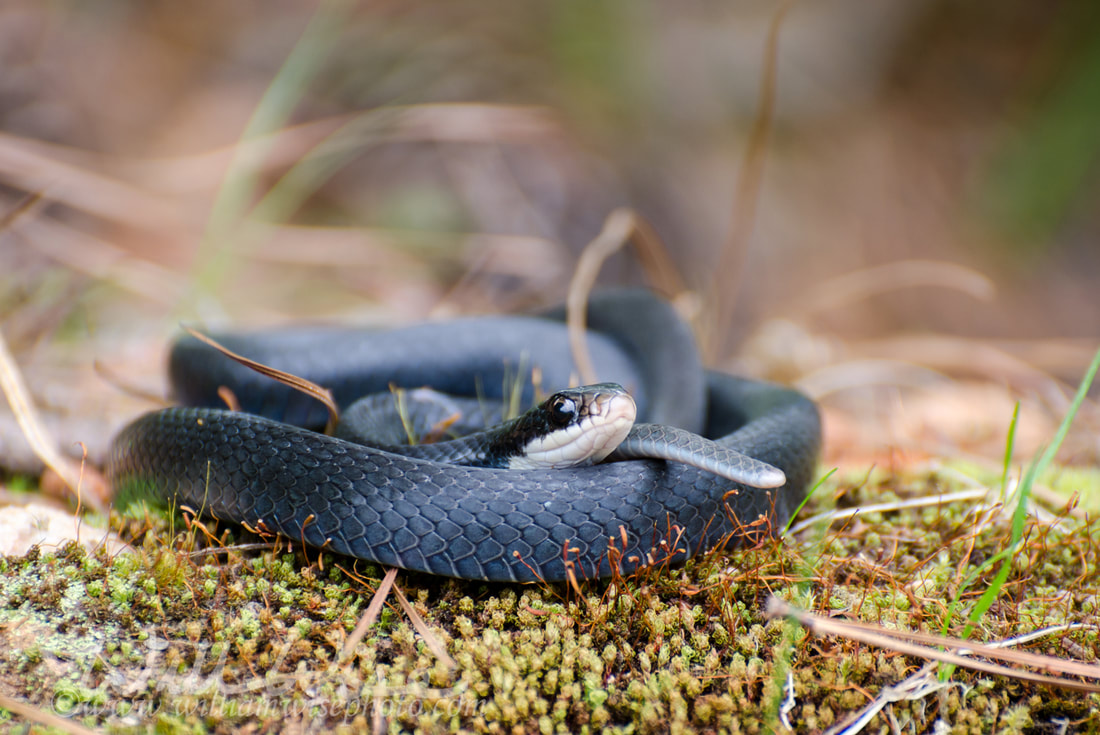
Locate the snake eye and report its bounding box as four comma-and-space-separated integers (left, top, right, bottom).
549, 395, 577, 426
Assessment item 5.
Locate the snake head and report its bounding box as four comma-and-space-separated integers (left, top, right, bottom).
504, 383, 637, 469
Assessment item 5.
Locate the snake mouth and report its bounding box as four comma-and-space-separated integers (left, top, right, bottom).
509, 386, 637, 469
578, 389, 638, 462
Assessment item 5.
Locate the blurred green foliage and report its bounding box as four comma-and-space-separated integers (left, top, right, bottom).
981, 1, 1100, 256
547, 0, 648, 138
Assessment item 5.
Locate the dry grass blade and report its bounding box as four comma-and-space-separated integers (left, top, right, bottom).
0, 189, 45, 229
182, 326, 339, 433
0, 105, 560, 209
767, 597, 1100, 693
340, 567, 398, 664
793, 259, 995, 317
843, 334, 1072, 401
0, 327, 107, 512
20, 217, 185, 305
94, 359, 174, 407
824, 662, 948, 735
705, 0, 794, 360
0, 691, 102, 735
566, 208, 636, 384
814, 616, 1100, 680
185, 542, 276, 559
392, 582, 457, 670
784, 487, 991, 537
0, 131, 180, 228
625, 213, 688, 299
826, 624, 1095, 735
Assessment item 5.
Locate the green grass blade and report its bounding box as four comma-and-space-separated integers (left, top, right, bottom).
781, 467, 834, 537
190, 0, 353, 307
1000, 402, 1019, 497
249, 106, 403, 229
1018, 346, 1100, 501
941, 346, 1100, 679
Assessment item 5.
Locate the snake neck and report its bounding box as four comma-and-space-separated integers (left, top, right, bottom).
394, 433, 505, 468
384, 412, 548, 469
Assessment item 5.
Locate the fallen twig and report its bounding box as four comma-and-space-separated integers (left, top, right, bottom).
767, 596, 1100, 693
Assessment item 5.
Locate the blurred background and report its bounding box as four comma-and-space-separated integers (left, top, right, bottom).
1, 0, 1098, 479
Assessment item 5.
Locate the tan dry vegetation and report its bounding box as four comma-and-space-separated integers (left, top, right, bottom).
1, 1, 1099, 732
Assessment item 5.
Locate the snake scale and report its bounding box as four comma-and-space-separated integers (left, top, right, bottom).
108, 290, 821, 582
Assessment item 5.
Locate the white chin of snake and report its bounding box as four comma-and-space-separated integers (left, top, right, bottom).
508, 394, 637, 470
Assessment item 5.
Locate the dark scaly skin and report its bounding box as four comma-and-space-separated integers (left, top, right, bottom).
335, 386, 787, 487
107, 292, 821, 582
335, 385, 629, 469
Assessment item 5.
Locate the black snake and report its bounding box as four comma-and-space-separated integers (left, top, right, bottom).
107, 291, 821, 582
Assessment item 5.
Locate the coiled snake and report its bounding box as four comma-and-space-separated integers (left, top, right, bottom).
108, 291, 821, 582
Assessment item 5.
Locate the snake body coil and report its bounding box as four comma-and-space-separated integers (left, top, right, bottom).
108, 291, 821, 582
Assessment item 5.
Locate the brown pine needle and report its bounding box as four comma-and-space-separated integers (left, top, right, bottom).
392, 582, 457, 670
0, 190, 46, 230
767, 597, 1100, 693
794, 259, 996, 318
93, 358, 173, 407
625, 213, 688, 299
340, 567, 398, 664
805, 614, 1100, 680
705, 0, 795, 360
182, 326, 340, 433
0, 691, 101, 735
566, 208, 636, 385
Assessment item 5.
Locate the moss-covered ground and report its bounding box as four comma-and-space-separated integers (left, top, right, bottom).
1, 463, 1098, 734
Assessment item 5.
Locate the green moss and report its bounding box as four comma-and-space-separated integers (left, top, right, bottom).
1, 465, 1099, 731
